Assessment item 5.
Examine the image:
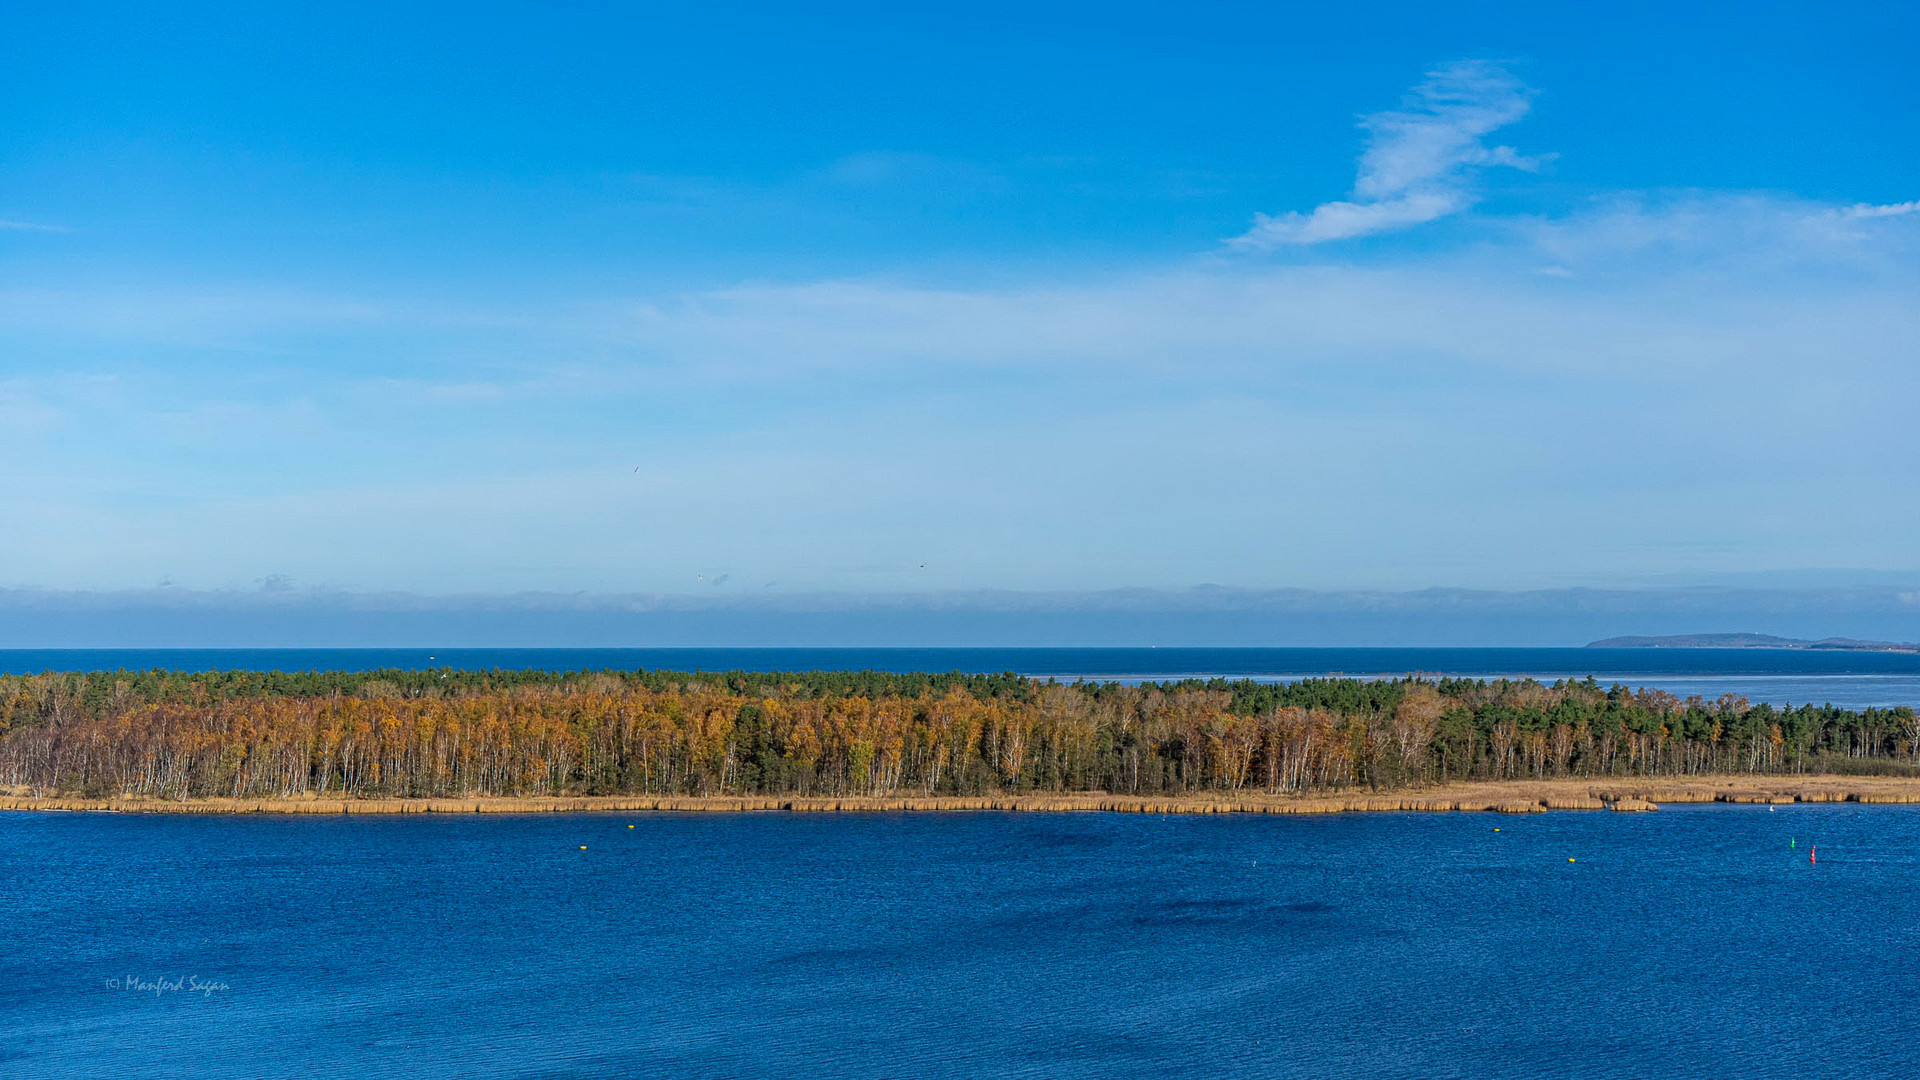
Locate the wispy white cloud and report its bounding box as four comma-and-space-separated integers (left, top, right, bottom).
1839, 200, 1920, 219
0, 219, 71, 232
597, 193, 1916, 390
1520, 192, 1920, 270
1233, 60, 1542, 248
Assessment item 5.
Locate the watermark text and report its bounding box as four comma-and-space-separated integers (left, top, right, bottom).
104, 974, 230, 997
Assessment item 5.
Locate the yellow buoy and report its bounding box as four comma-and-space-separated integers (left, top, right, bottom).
580, 846, 587, 850
1568, 858, 1575, 862
628, 825, 634, 829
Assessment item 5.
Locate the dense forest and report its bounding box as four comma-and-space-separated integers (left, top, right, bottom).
1, 667, 1915, 799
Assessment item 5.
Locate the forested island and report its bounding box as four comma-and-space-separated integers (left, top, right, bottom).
2, 666, 1916, 803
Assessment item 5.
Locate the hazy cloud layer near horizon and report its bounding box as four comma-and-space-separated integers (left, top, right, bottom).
4, 584, 1917, 648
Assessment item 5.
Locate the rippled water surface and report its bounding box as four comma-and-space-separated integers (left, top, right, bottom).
7, 806, 1920, 1079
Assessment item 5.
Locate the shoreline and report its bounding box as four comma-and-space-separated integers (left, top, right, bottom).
8, 775, 1920, 815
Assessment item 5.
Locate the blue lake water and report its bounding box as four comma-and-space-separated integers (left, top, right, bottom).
5, 805, 1918, 1079
3, 647, 1918, 708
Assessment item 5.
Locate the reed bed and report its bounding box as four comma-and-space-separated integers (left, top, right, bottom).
10, 775, 1920, 815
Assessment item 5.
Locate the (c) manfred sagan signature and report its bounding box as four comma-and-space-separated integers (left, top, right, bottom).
105, 974, 230, 997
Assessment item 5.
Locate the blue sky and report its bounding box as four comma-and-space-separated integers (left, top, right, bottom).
3, 1, 1917, 611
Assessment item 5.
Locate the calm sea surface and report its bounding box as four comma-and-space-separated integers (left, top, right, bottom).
3, 647, 1918, 708
6, 806, 1919, 1079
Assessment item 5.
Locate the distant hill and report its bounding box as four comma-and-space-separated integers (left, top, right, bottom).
1588, 633, 1920, 653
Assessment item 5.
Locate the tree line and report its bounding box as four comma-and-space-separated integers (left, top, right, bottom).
1, 668, 1915, 799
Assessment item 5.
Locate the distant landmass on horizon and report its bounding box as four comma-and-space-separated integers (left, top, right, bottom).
1588, 633, 1920, 653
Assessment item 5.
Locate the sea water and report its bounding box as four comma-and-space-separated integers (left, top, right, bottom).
5, 805, 1918, 1079
2, 647, 1918, 708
